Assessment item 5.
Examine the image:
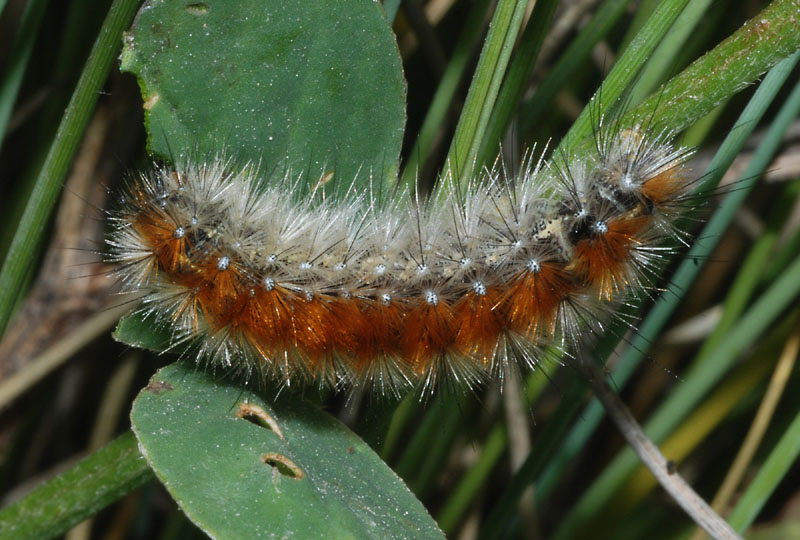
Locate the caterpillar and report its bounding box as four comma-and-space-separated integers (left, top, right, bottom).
107, 125, 692, 395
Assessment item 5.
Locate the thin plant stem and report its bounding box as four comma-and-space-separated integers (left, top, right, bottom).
581, 357, 742, 540
0, 0, 142, 336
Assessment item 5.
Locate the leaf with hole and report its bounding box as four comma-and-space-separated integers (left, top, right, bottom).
130, 362, 443, 539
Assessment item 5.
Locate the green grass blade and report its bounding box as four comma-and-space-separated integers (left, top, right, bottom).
617, 0, 660, 52
394, 397, 468, 491
443, 0, 529, 185
0, 433, 152, 540
602, 0, 800, 146
0, 0, 47, 144
553, 248, 800, 538
624, 0, 715, 106
438, 423, 508, 534
543, 52, 800, 540
476, 0, 558, 167
436, 372, 550, 533
399, 0, 491, 191
479, 26, 800, 540
0, 0, 141, 336
727, 409, 800, 532
478, 377, 588, 539
516, 0, 632, 137
556, 0, 690, 151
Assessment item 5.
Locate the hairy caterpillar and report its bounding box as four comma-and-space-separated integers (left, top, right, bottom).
107, 125, 692, 395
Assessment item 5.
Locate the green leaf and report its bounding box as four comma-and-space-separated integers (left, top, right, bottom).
112, 311, 173, 352
131, 362, 443, 539
115, 0, 407, 348
120, 0, 406, 196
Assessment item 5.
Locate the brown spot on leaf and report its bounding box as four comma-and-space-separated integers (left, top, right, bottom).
143, 93, 159, 110
144, 380, 173, 395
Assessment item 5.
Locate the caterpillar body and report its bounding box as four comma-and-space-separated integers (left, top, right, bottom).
108, 127, 691, 395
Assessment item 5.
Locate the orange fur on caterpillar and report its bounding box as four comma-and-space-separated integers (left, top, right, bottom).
107, 127, 692, 395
